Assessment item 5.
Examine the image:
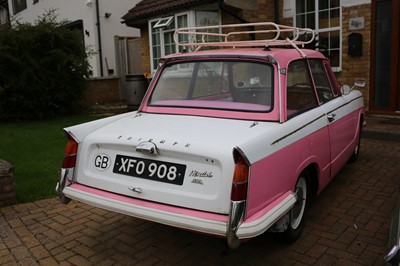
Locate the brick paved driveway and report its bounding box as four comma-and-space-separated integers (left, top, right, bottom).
1, 138, 399, 265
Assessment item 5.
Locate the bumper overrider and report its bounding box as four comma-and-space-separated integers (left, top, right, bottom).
56, 169, 296, 249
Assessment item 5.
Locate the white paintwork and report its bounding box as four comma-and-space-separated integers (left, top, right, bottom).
236, 193, 297, 238
69, 113, 282, 214
282, 0, 371, 18
342, 0, 371, 7
7, 0, 140, 77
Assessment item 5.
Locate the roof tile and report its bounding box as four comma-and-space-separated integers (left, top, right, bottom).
123, 0, 219, 25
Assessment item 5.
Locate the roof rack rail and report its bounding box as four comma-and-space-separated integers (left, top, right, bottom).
174, 22, 315, 51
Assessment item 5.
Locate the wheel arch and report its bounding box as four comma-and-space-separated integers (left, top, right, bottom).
300, 163, 319, 201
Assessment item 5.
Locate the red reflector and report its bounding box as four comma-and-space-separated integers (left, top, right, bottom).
231, 182, 248, 201
62, 155, 77, 169
62, 137, 78, 168
230, 151, 249, 201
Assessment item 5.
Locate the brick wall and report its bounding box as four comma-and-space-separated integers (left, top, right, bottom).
82, 77, 121, 106
140, 27, 151, 75
135, 1, 372, 109
339, 4, 371, 110
0, 160, 16, 207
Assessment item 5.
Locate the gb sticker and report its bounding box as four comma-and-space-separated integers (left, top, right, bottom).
94, 154, 111, 170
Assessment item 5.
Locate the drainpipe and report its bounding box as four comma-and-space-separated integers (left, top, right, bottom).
95, 0, 104, 77
218, 2, 247, 23
274, 0, 279, 24
218, 2, 255, 40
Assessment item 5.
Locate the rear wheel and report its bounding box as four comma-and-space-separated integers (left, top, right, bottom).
279, 173, 309, 243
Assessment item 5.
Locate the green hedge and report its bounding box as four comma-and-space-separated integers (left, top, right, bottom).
0, 12, 90, 120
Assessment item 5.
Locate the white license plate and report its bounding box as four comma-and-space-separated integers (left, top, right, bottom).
113, 154, 186, 185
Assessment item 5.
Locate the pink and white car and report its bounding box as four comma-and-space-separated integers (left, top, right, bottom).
56, 23, 365, 248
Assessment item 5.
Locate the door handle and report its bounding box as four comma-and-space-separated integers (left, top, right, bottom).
327, 113, 336, 123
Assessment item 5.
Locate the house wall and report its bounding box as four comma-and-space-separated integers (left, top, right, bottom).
281, 0, 371, 109
7, 0, 140, 78
339, 3, 371, 108
135, 0, 372, 109
138, 0, 278, 75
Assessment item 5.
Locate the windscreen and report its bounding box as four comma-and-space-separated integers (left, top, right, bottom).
149, 60, 273, 112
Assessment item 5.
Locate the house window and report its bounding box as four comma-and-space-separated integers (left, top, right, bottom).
295, 0, 341, 71
149, 12, 189, 71
149, 10, 220, 72
12, 0, 27, 14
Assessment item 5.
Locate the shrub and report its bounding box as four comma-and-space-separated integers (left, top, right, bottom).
0, 11, 90, 120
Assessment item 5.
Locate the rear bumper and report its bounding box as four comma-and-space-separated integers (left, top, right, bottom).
60, 183, 296, 246
63, 184, 228, 237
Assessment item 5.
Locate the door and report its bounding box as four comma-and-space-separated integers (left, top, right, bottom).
116, 37, 142, 100
308, 59, 358, 178
370, 0, 400, 114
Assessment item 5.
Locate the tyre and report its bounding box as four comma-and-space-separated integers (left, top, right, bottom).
278, 173, 309, 243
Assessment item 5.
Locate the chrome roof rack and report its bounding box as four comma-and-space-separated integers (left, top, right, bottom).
173, 22, 315, 52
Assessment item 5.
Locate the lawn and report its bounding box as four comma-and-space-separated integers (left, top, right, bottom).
0, 115, 100, 203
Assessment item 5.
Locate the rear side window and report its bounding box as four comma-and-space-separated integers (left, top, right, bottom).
286, 60, 318, 118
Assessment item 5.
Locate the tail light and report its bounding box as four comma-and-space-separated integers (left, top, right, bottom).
230, 150, 249, 201
62, 135, 78, 168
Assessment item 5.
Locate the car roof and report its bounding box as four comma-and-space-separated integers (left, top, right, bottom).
162, 47, 326, 67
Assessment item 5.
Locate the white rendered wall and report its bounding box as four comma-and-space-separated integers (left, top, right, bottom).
8, 0, 140, 77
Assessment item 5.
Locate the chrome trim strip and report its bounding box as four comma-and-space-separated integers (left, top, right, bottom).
326, 95, 364, 115
271, 114, 325, 145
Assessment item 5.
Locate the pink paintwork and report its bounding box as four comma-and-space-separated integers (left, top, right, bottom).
150, 100, 270, 112
141, 105, 279, 121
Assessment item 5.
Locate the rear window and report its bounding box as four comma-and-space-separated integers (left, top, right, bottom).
149, 60, 273, 112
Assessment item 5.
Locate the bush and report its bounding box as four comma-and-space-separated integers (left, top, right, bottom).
0, 11, 90, 120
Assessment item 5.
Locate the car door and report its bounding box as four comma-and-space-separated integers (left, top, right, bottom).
285, 59, 332, 188
309, 59, 359, 178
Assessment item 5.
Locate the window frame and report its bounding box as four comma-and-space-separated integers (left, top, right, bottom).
153, 16, 174, 29
148, 9, 221, 73
294, 0, 342, 72
286, 59, 319, 119
148, 59, 274, 113
149, 12, 191, 72
308, 58, 336, 104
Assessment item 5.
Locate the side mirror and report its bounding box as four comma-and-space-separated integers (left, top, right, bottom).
354, 78, 366, 88
340, 78, 366, 95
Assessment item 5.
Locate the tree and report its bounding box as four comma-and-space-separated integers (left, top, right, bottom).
0, 11, 90, 120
